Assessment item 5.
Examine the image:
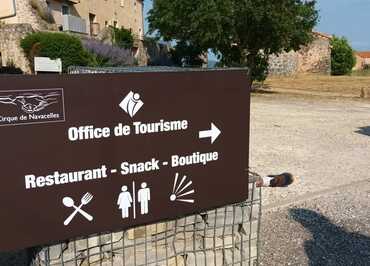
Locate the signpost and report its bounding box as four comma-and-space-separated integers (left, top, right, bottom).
34, 57, 63, 74
0, 70, 250, 251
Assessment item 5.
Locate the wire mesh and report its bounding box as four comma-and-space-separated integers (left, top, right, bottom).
32, 171, 261, 266
67, 66, 249, 74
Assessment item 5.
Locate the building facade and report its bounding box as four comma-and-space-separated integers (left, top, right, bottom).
0, 0, 145, 72
45, 0, 144, 39
1, 0, 50, 30
353, 51, 370, 71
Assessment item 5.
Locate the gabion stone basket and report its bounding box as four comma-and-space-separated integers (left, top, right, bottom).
33, 172, 261, 266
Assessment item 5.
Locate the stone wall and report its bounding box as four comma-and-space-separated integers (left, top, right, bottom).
0, 23, 33, 73
297, 37, 331, 74
135, 40, 148, 66
2, 0, 49, 31
145, 41, 173, 66
0, 0, 59, 73
268, 51, 299, 76
269, 34, 331, 76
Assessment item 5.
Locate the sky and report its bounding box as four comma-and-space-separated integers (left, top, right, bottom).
144, 0, 370, 52
316, 0, 370, 51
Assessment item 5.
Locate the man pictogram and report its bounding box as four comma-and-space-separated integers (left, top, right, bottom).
138, 182, 150, 215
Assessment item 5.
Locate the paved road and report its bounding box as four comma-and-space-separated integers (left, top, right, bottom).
251, 93, 370, 265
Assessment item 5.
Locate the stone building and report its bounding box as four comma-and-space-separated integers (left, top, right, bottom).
353, 51, 370, 71
1, 0, 51, 30
44, 0, 144, 39
268, 31, 332, 75
0, 23, 35, 72
0, 0, 146, 72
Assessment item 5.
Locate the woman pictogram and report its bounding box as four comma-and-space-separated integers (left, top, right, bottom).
117, 185, 133, 219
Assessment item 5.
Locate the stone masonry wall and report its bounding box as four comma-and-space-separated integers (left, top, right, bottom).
3, 0, 48, 30
269, 35, 331, 76
0, 24, 34, 73
297, 37, 331, 74
268, 51, 299, 76
0, 0, 59, 73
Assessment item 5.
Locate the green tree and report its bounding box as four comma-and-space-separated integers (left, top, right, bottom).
148, 0, 318, 82
111, 26, 134, 49
170, 41, 204, 67
330, 36, 356, 75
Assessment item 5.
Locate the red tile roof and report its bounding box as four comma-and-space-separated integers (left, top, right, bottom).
312, 31, 332, 40
356, 52, 370, 58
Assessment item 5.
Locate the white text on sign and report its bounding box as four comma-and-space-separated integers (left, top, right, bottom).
67, 120, 189, 141
24, 152, 219, 190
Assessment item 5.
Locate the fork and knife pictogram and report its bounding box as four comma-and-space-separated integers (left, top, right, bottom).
63, 192, 94, 226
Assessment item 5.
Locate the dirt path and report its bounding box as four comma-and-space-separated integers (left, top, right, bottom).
264, 74, 370, 98
251, 92, 370, 265
250, 93, 370, 207
260, 180, 370, 266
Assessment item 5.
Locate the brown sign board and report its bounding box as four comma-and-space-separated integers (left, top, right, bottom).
0, 70, 250, 251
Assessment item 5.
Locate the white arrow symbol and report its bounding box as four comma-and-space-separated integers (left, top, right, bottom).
199, 123, 221, 144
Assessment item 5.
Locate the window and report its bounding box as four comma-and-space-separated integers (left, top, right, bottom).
62, 5, 69, 15
89, 13, 97, 35
46, 1, 52, 16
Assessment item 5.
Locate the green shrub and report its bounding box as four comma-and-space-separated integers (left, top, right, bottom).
111, 26, 134, 49
250, 53, 269, 82
20, 32, 92, 72
330, 36, 356, 75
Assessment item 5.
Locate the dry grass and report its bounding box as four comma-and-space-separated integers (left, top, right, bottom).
263, 74, 370, 98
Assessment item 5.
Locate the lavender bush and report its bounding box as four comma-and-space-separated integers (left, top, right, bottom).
82, 39, 135, 67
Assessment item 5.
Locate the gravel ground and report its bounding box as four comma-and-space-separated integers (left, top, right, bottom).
251, 93, 370, 265
0, 250, 32, 266
251, 93, 370, 207
260, 180, 370, 266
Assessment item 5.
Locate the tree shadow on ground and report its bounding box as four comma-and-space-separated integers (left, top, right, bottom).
0, 247, 40, 266
290, 209, 370, 266
251, 83, 278, 94
0, 250, 29, 266
355, 126, 370, 136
